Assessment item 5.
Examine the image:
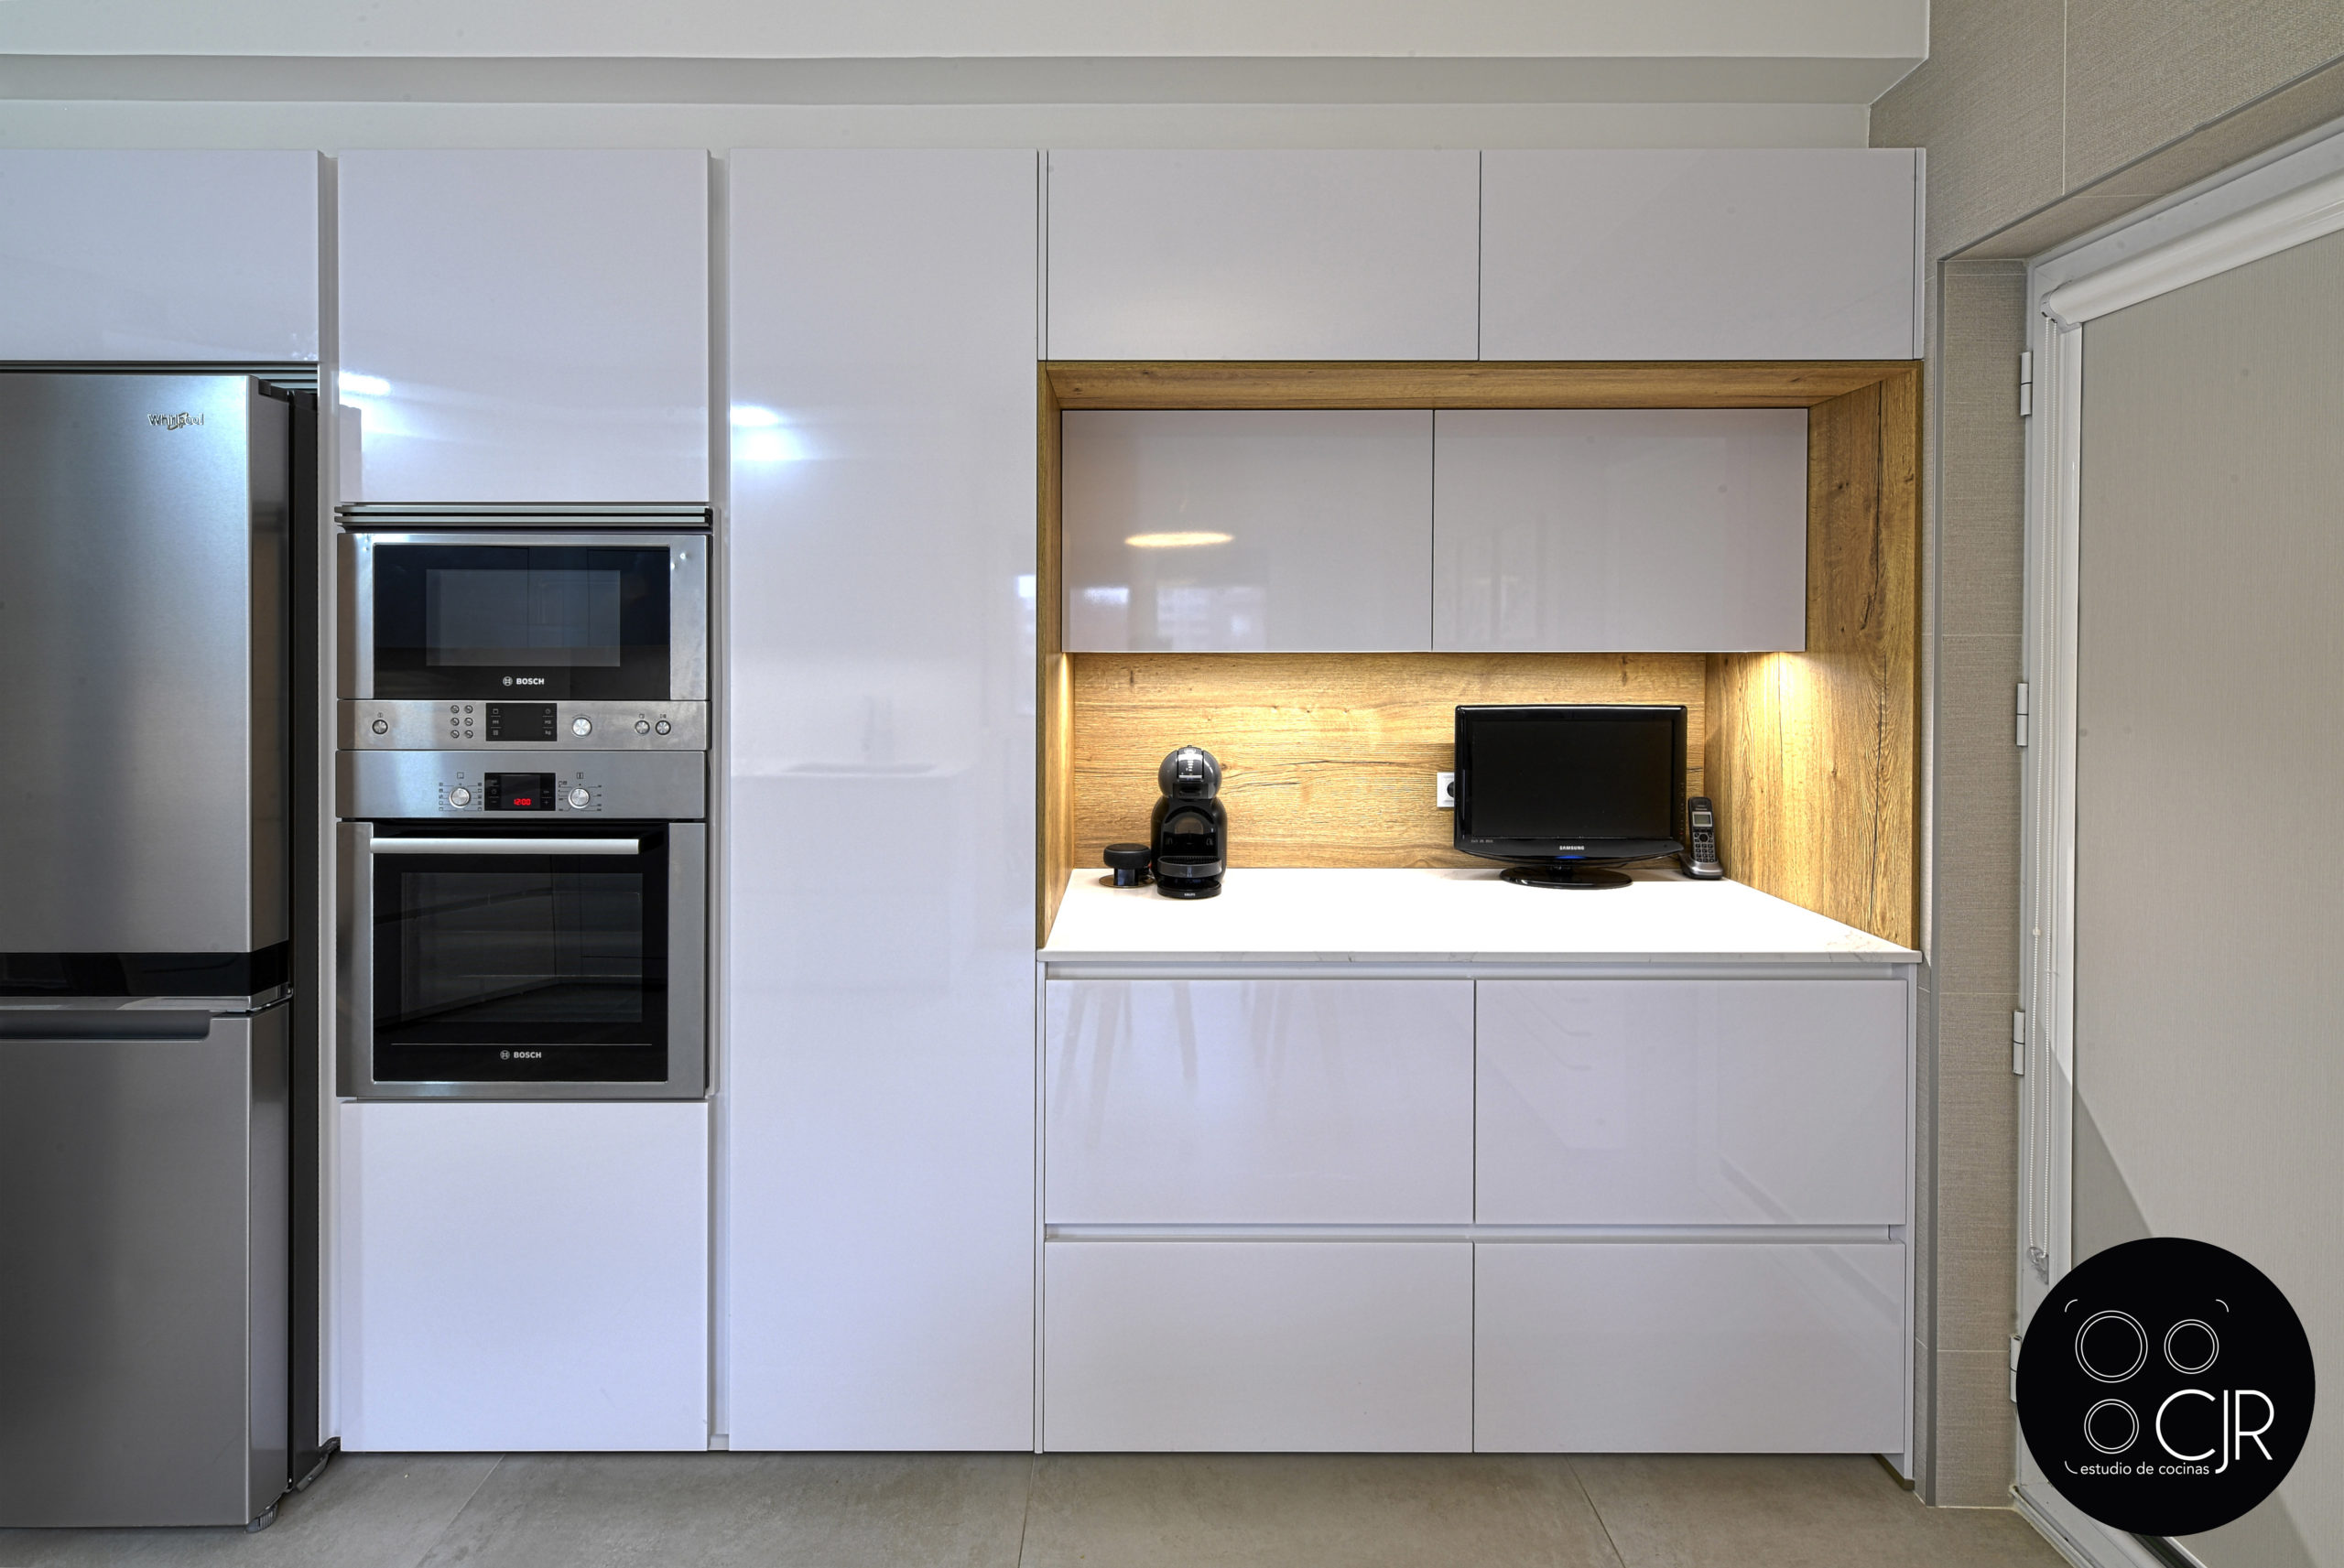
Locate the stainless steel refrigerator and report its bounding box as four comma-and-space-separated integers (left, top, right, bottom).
0, 372, 319, 1529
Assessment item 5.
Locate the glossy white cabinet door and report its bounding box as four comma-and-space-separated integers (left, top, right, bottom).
1047, 151, 1479, 361
1045, 1241, 1471, 1452
1474, 1242, 1906, 1453
1480, 150, 1919, 361
0, 151, 318, 361
1432, 409, 1809, 653
336, 1102, 708, 1452
337, 149, 709, 503
1062, 410, 1433, 652
1046, 979, 1472, 1223
1477, 979, 1907, 1226
725, 150, 1036, 1450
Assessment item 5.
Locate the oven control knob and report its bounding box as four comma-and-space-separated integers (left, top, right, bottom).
370, 718, 388, 735
571, 716, 593, 737
568, 786, 592, 810
449, 786, 473, 808
655, 719, 672, 736
635, 719, 651, 735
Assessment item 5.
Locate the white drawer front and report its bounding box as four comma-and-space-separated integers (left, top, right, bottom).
1047, 979, 1473, 1224
1477, 979, 1906, 1226
1474, 1242, 1906, 1453
1045, 1241, 1472, 1452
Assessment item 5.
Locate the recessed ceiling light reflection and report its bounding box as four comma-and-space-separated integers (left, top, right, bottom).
1125, 531, 1232, 548
340, 373, 390, 396
730, 405, 783, 427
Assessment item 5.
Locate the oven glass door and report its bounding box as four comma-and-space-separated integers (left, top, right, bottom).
370, 827, 669, 1083
371, 543, 672, 701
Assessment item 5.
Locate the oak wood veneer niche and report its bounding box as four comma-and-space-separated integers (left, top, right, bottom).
1036, 362, 1920, 949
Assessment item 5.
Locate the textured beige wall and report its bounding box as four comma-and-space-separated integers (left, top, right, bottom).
1874, 0, 2344, 1514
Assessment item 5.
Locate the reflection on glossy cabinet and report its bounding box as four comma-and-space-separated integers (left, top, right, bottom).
1061, 410, 1433, 652
1046, 151, 1480, 361
337, 149, 709, 503
1474, 1242, 1907, 1453
1045, 979, 1472, 1223
1480, 149, 1919, 361
336, 1102, 709, 1452
1431, 410, 1809, 653
0, 151, 319, 362
725, 150, 1036, 1450
1476, 979, 1907, 1226
1044, 1241, 1473, 1452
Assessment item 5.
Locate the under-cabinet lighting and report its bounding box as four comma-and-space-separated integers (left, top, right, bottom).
1126, 531, 1232, 548
340, 372, 390, 396
730, 405, 783, 427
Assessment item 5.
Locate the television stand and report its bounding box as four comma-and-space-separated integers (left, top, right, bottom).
1501, 863, 1633, 891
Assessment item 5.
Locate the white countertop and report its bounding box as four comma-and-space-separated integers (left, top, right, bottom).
1043, 867, 1919, 965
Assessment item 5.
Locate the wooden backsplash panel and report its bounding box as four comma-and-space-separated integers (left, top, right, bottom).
1070, 652, 1708, 871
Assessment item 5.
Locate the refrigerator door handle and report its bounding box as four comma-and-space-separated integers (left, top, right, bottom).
366, 838, 640, 857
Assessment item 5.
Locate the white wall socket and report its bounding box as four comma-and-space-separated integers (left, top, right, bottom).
1435, 772, 1455, 808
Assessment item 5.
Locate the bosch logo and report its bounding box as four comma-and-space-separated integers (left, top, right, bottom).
504, 676, 545, 687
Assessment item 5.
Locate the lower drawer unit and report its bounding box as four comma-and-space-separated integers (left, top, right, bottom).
1472, 1241, 1906, 1454
1043, 1240, 1472, 1452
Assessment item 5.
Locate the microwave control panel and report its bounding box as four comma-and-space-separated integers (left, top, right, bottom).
340, 698, 707, 752
336, 749, 706, 821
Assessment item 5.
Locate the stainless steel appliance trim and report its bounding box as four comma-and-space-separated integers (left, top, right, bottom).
667, 822, 709, 1099
336, 503, 711, 528
369, 837, 641, 856
339, 698, 710, 752
336, 531, 709, 703
335, 749, 707, 821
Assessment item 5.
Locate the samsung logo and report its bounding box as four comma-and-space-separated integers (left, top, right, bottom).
1558, 844, 1585, 850
148, 412, 205, 430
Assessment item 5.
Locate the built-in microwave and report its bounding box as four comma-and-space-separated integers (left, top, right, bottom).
335, 751, 705, 1099
338, 529, 708, 751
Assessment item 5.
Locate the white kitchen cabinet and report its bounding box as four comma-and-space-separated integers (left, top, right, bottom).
1061, 410, 1433, 652
1044, 1241, 1472, 1452
1046, 151, 1480, 361
335, 1101, 708, 1452
1431, 409, 1810, 653
1474, 1242, 1907, 1453
0, 151, 318, 362
1046, 979, 1471, 1224
1480, 150, 1919, 361
336, 149, 709, 503
1476, 979, 1907, 1227
725, 150, 1037, 1450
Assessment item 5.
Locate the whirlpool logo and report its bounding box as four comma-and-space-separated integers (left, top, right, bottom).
148, 412, 205, 430
2017, 1236, 2315, 1536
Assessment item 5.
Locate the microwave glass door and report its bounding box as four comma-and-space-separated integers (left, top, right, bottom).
370, 827, 670, 1083
372, 544, 671, 700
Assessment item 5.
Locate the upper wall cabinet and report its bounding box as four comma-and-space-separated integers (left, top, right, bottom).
1063, 410, 1433, 652
0, 151, 319, 362
1480, 150, 1919, 361
1432, 409, 1808, 653
337, 149, 709, 504
1047, 151, 1480, 361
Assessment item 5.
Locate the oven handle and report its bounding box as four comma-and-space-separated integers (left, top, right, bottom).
368, 838, 643, 857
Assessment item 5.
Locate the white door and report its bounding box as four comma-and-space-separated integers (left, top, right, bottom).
724, 149, 1038, 1450
336, 149, 709, 503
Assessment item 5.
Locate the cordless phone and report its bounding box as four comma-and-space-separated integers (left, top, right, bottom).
1681, 795, 1724, 880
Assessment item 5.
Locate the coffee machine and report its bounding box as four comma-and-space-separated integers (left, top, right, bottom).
1149, 745, 1228, 899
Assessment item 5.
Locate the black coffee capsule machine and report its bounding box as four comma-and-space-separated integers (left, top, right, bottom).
1148, 745, 1227, 899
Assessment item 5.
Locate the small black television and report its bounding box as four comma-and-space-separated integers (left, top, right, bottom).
1453, 704, 1687, 889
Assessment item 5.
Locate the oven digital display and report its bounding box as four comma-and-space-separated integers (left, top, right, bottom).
484, 772, 556, 811
485, 702, 557, 742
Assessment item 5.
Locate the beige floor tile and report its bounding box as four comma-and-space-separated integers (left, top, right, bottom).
0, 1454, 498, 1568
1021, 1454, 1622, 1568
415, 1453, 1031, 1568
1569, 1454, 2061, 1568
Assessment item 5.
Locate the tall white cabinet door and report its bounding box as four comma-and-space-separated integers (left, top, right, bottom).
1046, 151, 1480, 361
1046, 979, 1472, 1223
1062, 411, 1433, 652
1476, 979, 1908, 1226
725, 150, 1037, 1450
336, 1102, 709, 1453
0, 151, 318, 361
1432, 409, 1809, 653
1480, 150, 1919, 361
1474, 1243, 1907, 1453
336, 149, 709, 503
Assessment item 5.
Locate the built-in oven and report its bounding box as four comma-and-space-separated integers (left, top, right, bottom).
338, 529, 708, 751
336, 751, 704, 1099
